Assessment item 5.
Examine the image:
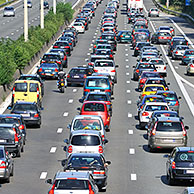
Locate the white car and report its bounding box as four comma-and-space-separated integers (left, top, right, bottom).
158, 26, 175, 36
3, 6, 15, 17
139, 102, 170, 129
94, 59, 118, 83
72, 22, 85, 33
148, 58, 167, 77
172, 45, 189, 60
148, 8, 159, 17
186, 59, 194, 75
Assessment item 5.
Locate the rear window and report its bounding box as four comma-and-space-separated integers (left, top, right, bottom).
156, 121, 182, 131
95, 61, 113, 67
83, 103, 105, 112
0, 118, 20, 125
71, 135, 100, 145
43, 55, 59, 60
55, 179, 89, 190
87, 94, 108, 101
150, 60, 164, 65
160, 93, 177, 101
175, 152, 194, 162
0, 149, 4, 158
145, 105, 168, 111
87, 78, 109, 88
13, 104, 37, 112
15, 83, 27, 92
73, 119, 101, 131
158, 32, 171, 36
70, 69, 86, 74
154, 112, 178, 118
0, 127, 15, 140
29, 83, 38, 92
143, 73, 160, 78
147, 80, 165, 85
145, 86, 164, 91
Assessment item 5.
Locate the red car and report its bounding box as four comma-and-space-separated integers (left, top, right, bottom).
79, 101, 111, 130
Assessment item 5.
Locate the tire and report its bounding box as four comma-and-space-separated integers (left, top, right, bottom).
16, 149, 21, 157
10, 165, 14, 176
167, 172, 175, 185
21, 145, 24, 152
139, 122, 145, 129
5, 176, 10, 183
114, 77, 117, 84
187, 71, 190, 76
60, 87, 64, 93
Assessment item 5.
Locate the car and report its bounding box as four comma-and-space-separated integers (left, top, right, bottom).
182, 187, 194, 194
75, 18, 89, 30
148, 118, 188, 151
3, 6, 15, 17
181, 49, 194, 65
99, 33, 117, 51
148, 8, 159, 17
186, 59, 194, 75
139, 102, 169, 129
11, 80, 42, 107
166, 147, 194, 185
83, 76, 112, 97
79, 101, 111, 130
53, 41, 71, 56
134, 42, 151, 57
128, 14, 135, 23
151, 31, 172, 44
62, 153, 111, 191
72, 21, 85, 33
0, 124, 24, 157
158, 26, 174, 36
11, 101, 41, 127
46, 171, 98, 194
93, 60, 118, 83
148, 58, 167, 77
43, 1, 49, 9
0, 114, 26, 145
172, 45, 189, 60
37, 62, 59, 79
64, 130, 108, 157
117, 30, 132, 43
67, 66, 93, 86
0, 146, 14, 183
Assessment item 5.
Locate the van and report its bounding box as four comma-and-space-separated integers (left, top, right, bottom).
12, 80, 42, 107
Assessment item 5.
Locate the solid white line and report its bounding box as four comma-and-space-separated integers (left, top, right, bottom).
127, 100, 132, 104
63, 112, 69, 117
128, 113, 132, 117
68, 99, 74, 104
40, 172, 47, 180
57, 128, 63, 133
129, 148, 135, 154
50, 147, 57, 153
131, 174, 137, 181
128, 130, 133, 134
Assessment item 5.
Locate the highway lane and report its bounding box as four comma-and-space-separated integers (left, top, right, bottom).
0, 0, 77, 40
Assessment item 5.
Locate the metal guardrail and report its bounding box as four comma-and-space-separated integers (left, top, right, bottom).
0, 0, 16, 8
152, 0, 194, 23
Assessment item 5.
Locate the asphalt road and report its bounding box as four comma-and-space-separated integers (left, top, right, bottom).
0, 0, 77, 40
1, 0, 194, 193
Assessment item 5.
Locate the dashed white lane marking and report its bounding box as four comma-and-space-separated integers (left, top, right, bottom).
87, 53, 90, 55
125, 44, 128, 47
89, 48, 92, 51
50, 147, 57, 153
175, 66, 178, 69
128, 130, 133, 134
125, 59, 129, 61
16, 29, 19, 32
11, 33, 14, 35
125, 54, 129, 56
68, 99, 74, 104
3, 23, 5, 25
131, 174, 137, 181
90, 44, 93, 46
127, 90, 131, 93
127, 100, 132, 104
129, 148, 135, 154
93, 36, 96, 38
94, 32, 97, 35
73, 89, 77, 92
40, 172, 47, 180
126, 72, 130, 75
126, 81, 130, 84
128, 113, 132, 117
57, 128, 63, 133
125, 49, 128, 51
63, 112, 69, 117
126, 65, 129, 68
172, 60, 175, 62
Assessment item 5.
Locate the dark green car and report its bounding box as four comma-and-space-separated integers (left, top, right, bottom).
117, 31, 132, 43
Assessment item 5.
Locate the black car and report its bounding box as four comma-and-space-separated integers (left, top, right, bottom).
11, 102, 41, 128
166, 147, 194, 185
43, 1, 49, 9
58, 36, 74, 50
0, 123, 24, 157
134, 42, 151, 57
67, 66, 93, 86
100, 33, 117, 51
0, 114, 26, 144
53, 41, 71, 56
61, 153, 111, 191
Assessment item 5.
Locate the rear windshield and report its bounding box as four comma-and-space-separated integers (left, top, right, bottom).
0, 118, 20, 125
150, 60, 164, 65
87, 78, 109, 88
29, 83, 38, 92
13, 104, 37, 112
95, 61, 113, 67
145, 105, 168, 111
139, 64, 154, 69
83, 103, 105, 112
43, 55, 59, 60
156, 121, 182, 131
145, 86, 164, 91
54, 42, 68, 46
41, 63, 58, 68
55, 180, 89, 190
87, 94, 109, 101
175, 152, 194, 162
73, 119, 101, 131
0, 150, 4, 158
70, 69, 86, 74
0, 127, 15, 140
143, 73, 160, 78
160, 93, 177, 101
15, 83, 27, 92
101, 35, 115, 40
71, 135, 100, 145
97, 45, 111, 50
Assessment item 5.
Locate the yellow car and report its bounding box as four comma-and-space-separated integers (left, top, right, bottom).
12, 80, 42, 107
140, 84, 166, 100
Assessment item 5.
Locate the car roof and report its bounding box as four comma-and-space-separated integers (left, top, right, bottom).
71, 130, 101, 135
72, 115, 102, 120
145, 102, 168, 106
187, 187, 194, 192
0, 123, 15, 127
55, 171, 90, 180
0, 114, 22, 118
83, 101, 106, 105
0, 145, 5, 150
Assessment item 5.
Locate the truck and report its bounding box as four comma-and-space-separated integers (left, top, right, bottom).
127, 0, 143, 11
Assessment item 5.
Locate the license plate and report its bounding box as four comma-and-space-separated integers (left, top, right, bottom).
0, 139, 6, 143
45, 70, 51, 72
74, 76, 80, 78
94, 90, 100, 92
21, 113, 30, 117
45, 73, 51, 76
186, 170, 194, 174
163, 139, 174, 142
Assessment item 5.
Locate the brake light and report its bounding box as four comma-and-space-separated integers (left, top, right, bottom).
93, 170, 105, 174
164, 66, 166, 70
63, 56, 67, 60
136, 69, 139, 73
41, 60, 46, 63
37, 87, 40, 98
56, 61, 61, 64
175, 51, 178, 54
82, 26, 84, 28
120, 35, 123, 37
111, 69, 116, 72
84, 89, 90, 92
110, 54, 113, 58
94, 69, 98, 72
183, 56, 186, 58
142, 112, 149, 116
135, 47, 139, 50
54, 68, 58, 72
104, 89, 111, 92
12, 86, 15, 98
140, 78, 146, 83
39, 68, 43, 72
190, 64, 194, 68
15, 133, 19, 144
99, 146, 103, 153
68, 146, 72, 153
19, 125, 24, 130
0, 161, 6, 169
67, 74, 70, 78
34, 113, 39, 118
174, 101, 179, 106
69, 43, 72, 45
172, 161, 176, 169
53, 46, 59, 48
101, 135, 105, 141
48, 181, 56, 194
158, 36, 163, 39
93, 45, 96, 48
65, 46, 70, 49
83, 74, 87, 78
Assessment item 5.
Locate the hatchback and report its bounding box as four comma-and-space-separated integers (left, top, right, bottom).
72, 22, 85, 33
181, 49, 194, 65
53, 41, 71, 56
148, 8, 159, 17
172, 45, 189, 60
3, 6, 15, 17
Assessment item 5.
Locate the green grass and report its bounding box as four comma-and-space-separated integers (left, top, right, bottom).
0, 0, 7, 4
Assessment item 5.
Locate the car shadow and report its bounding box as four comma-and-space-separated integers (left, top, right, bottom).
143, 133, 148, 140
52, 89, 61, 93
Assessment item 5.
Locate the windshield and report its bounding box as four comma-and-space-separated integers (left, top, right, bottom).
95, 61, 113, 67
14, 83, 27, 92
175, 152, 194, 162
70, 69, 86, 74
156, 121, 182, 132
145, 105, 168, 111
83, 103, 105, 112
87, 78, 109, 88
73, 119, 101, 131
43, 55, 59, 60
13, 104, 37, 112
71, 135, 100, 145
55, 180, 89, 190
0, 127, 15, 140
0, 117, 20, 125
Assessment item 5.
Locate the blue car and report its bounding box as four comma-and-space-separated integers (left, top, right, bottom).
181, 49, 194, 65
83, 76, 112, 97
37, 63, 59, 79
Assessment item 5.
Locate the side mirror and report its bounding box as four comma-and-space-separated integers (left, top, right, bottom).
67, 124, 71, 129
46, 179, 52, 184
61, 159, 67, 167
10, 153, 16, 158
79, 99, 84, 103
115, 65, 119, 68
180, 116, 184, 120
7, 106, 12, 110
105, 161, 111, 165
111, 97, 114, 100
77, 107, 81, 111
166, 63, 168, 65
64, 139, 69, 144
104, 139, 109, 144
160, 54, 162, 56
185, 126, 189, 130
133, 66, 135, 68
178, 96, 182, 99
63, 146, 67, 152
167, 83, 170, 85
85, 58, 89, 62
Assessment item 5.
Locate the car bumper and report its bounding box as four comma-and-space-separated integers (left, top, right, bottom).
94, 176, 107, 188
157, 39, 170, 44
172, 170, 194, 180
67, 78, 85, 85
187, 67, 194, 74
23, 117, 41, 125
149, 140, 186, 149
39, 73, 58, 78
3, 144, 20, 153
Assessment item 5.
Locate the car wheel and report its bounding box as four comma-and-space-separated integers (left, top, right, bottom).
16, 149, 21, 157
5, 176, 10, 183
167, 172, 175, 185
187, 71, 190, 76
139, 122, 145, 129
21, 145, 24, 152
10, 165, 14, 176
114, 77, 117, 84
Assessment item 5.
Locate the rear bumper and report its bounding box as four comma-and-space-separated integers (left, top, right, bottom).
149, 140, 186, 149
67, 78, 85, 85
94, 176, 107, 188
23, 117, 41, 125
2, 144, 20, 153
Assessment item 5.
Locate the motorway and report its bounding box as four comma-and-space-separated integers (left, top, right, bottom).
1, 0, 194, 193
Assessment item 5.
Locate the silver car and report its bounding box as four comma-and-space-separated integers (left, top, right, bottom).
3, 6, 15, 17
183, 187, 194, 194
148, 117, 188, 151
0, 146, 14, 183
64, 130, 108, 157
148, 8, 159, 17
172, 45, 189, 60
46, 171, 98, 194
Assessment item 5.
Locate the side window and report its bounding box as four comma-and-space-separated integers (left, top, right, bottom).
171, 149, 176, 158
30, 83, 38, 92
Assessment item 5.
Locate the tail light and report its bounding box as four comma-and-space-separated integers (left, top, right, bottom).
63, 56, 67, 61
172, 161, 176, 169
99, 146, 103, 153
34, 113, 39, 118
37, 87, 40, 98
135, 47, 139, 50
67, 74, 70, 78
110, 54, 113, 58
0, 161, 6, 169
183, 56, 186, 58
120, 35, 123, 37
83, 74, 87, 78
111, 69, 116, 72
181, 122, 187, 137
48, 181, 56, 194
104, 89, 111, 92
101, 135, 105, 141
41, 60, 46, 63
140, 78, 146, 83
69, 43, 72, 45
174, 101, 179, 106
93, 170, 105, 174
164, 66, 166, 70
15, 133, 19, 144
68, 146, 72, 153
93, 45, 96, 48
65, 46, 70, 49
175, 51, 178, 54
142, 112, 149, 116
56, 61, 61, 64
54, 68, 58, 72
84, 89, 90, 92
94, 69, 98, 72
19, 125, 24, 130
158, 36, 163, 39
89, 182, 95, 194
190, 64, 194, 68
39, 68, 43, 72
136, 69, 139, 73
53, 46, 59, 48
82, 26, 84, 28
12, 86, 15, 98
